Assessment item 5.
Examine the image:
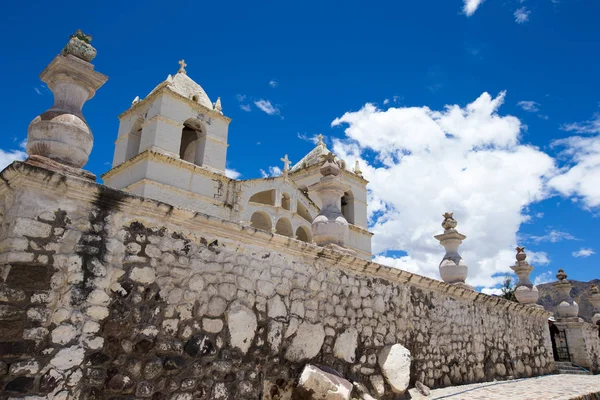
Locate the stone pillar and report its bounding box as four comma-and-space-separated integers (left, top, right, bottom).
510, 247, 542, 308
309, 153, 350, 248
589, 284, 600, 325
553, 269, 579, 321
27, 30, 108, 178
434, 213, 471, 289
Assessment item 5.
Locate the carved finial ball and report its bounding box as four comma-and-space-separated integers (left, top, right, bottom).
516, 246, 527, 262
442, 212, 457, 230
556, 269, 567, 281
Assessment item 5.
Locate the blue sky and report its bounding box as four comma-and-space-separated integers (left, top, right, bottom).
2, 0, 599, 291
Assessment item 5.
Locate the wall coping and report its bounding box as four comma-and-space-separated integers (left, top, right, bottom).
0, 161, 552, 320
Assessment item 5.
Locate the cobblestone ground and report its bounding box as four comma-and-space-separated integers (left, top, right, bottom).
408, 375, 600, 400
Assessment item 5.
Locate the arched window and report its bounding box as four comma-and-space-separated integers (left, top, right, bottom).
250, 212, 272, 232
281, 193, 291, 211
341, 191, 355, 224
295, 226, 311, 243
179, 120, 207, 166
275, 218, 293, 237
249, 190, 276, 206
124, 118, 143, 162
297, 200, 312, 222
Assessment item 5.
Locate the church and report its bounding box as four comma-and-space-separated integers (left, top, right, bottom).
102, 60, 373, 260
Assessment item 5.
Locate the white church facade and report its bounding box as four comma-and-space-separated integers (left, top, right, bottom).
102, 61, 373, 259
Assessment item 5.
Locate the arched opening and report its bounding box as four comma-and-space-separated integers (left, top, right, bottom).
297, 200, 312, 223
281, 192, 291, 211
295, 226, 311, 243
250, 212, 272, 232
179, 120, 207, 166
275, 218, 293, 237
124, 118, 143, 162
249, 190, 276, 206
341, 191, 355, 224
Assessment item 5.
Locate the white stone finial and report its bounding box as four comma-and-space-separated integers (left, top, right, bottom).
354, 160, 363, 177
588, 284, 600, 324
214, 97, 223, 114
434, 213, 471, 289
309, 152, 350, 248
27, 32, 108, 173
553, 269, 579, 320
510, 247, 541, 307
132, 96, 140, 105
178, 59, 187, 74
317, 134, 325, 146
280, 154, 292, 172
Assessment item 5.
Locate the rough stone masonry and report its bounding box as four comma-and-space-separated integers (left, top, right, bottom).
0, 161, 556, 399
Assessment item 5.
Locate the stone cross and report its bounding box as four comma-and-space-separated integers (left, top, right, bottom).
280, 154, 291, 172
317, 134, 325, 146
178, 59, 187, 74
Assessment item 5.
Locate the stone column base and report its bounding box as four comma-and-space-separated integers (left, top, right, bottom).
25, 155, 96, 181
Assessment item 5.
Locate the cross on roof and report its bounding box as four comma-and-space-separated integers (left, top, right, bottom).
317, 134, 324, 146
280, 154, 291, 172
178, 59, 187, 74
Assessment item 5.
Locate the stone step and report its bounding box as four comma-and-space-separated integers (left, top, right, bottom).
557, 369, 592, 375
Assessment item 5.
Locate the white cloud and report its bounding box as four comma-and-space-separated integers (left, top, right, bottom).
572, 248, 595, 258
549, 133, 600, 208
236, 94, 252, 112
481, 287, 503, 296
260, 166, 282, 178
561, 113, 600, 134
236, 94, 247, 102
225, 168, 241, 179
533, 270, 554, 286
269, 80, 278, 88
383, 99, 390, 105
297, 133, 320, 144
526, 229, 577, 244
240, 104, 252, 112
34, 87, 42, 96
517, 100, 540, 113
254, 99, 280, 116
463, 0, 485, 16
514, 7, 530, 23
0, 141, 27, 170
331, 91, 557, 287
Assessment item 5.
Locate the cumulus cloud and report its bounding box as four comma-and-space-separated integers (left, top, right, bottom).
269, 80, 278, 88
331, 91, 557, 287
514, 7, 530, 23
463, 0, 485, 16
260, 166, 282, 178
549, 133, 600, 208
517, 101, 540, 113
0, 141, 27, 170
561, 113, 600, 134
254, 99, 280, 116
534, 270, 554, 285
572, 248, 595, 258
236, 94, 252, 112
225, 169, 241, 179
526, 229, 577, 244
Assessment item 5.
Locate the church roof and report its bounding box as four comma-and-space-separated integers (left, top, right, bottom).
291, 136, 330, 172
149, 69, 213, 111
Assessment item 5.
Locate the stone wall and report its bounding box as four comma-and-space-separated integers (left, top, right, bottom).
0, 162, 555, 400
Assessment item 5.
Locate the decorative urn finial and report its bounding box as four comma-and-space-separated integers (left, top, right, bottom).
214, 97, 223, 114
354, 160, 363, 177
26, 30, 108, 175
588, 284, 600, 324
434, 213, 471, 289
553, 268, 579, 320
309, 152, 350, 248
510, 246, 541, 307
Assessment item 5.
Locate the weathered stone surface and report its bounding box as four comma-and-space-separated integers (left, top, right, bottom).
378, 344, 412, 394
334, 327, 358, 363
227, 303, 257, 354
285, 322, 325, 362
296, 364, 352, 400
